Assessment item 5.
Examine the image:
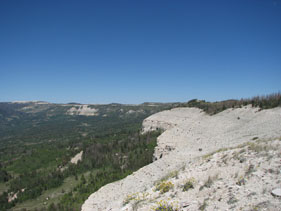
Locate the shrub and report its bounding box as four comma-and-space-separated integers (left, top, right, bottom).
155, 205, 177, 211
155, 181, 174, 193
123, 193, 137, 205
123, 192, 149, 207
182, 178, 194, 191
154, 200, 179, 211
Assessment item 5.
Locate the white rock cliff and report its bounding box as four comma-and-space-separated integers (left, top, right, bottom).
82, 106, 281, 211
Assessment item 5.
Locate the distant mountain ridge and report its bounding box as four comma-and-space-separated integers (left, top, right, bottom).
0, 101, 178, 149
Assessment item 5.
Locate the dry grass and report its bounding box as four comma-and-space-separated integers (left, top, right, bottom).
155, 181, 174, 194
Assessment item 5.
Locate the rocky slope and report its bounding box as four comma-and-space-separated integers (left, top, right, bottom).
82, 106, 281, 211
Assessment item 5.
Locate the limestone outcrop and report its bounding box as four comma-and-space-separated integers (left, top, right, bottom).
82, 106, 281, 211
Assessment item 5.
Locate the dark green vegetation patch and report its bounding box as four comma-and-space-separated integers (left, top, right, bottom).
183, 92, 281, 115
0, 102, 176, 210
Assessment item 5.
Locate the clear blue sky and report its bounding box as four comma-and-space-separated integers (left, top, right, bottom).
0, 0, 280, 104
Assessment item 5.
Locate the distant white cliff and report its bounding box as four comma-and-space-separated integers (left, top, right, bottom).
66, 105, 98, 116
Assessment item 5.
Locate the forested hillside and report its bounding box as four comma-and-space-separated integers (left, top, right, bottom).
0, 102, 176, 210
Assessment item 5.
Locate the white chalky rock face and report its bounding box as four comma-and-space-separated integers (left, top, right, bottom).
70, 151, 83, 164
66, 105, 98, 116
82, 106, 281, 211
